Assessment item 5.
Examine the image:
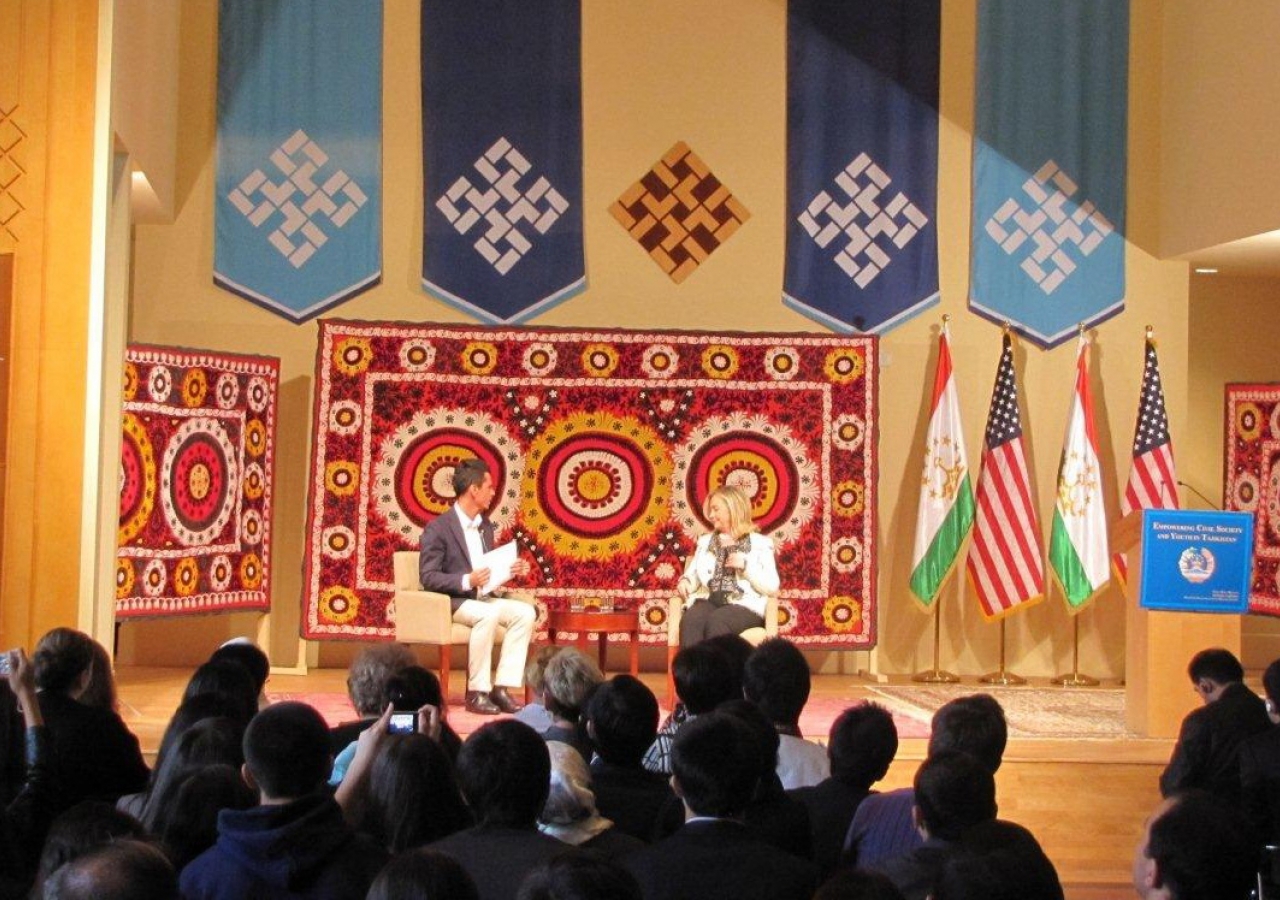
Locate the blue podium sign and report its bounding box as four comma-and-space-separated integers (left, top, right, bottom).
1139, 510, 1254, 613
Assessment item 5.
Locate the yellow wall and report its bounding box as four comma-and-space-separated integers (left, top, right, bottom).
111, 0, 179, 219
121, 0, 1190, 678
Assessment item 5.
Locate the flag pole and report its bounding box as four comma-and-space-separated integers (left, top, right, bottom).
980, 617, 1025, 685
914, 568, 960, 683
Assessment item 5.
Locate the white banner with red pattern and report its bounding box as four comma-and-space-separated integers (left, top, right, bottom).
116, 346, 279, 617
302, 322, 877, 647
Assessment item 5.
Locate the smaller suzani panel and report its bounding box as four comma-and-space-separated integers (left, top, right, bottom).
117, 345, 279, 617
303, 322, 877, 646
1224, 384, 1280, 616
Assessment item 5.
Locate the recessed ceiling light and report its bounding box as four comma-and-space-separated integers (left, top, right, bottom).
1194, 267, 1219, 274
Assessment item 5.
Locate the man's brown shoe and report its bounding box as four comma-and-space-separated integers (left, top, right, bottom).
489, 686, 524, 714
465, 690, 501, 715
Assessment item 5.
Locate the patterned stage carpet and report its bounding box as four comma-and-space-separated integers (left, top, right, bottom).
868, 684, 1135, 740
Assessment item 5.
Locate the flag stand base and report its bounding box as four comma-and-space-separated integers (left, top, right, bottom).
980, 620, 1025, 685
912, 601, 959, 683
913, 668, 960, 684
1052, 616, 1099, 687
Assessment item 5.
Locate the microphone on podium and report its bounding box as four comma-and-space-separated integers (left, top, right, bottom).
1176, 480, 1221, 510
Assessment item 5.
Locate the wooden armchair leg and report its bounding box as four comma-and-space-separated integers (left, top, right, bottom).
439, 646, 452, 703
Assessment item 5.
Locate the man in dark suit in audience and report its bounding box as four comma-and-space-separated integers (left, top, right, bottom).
1241, 658, 1280, 850
843, 693, 1006, 870
429, 719, 571, 900
586, 675, 679, 842
1132, 790, 1256, 900
624, 711, 817, 900
789, 701, 898, 879
1159, 647, 1271, 803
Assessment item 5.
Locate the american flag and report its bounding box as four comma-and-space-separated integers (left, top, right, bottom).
1114, 338, 1178, 582
966, 333, 1045, 618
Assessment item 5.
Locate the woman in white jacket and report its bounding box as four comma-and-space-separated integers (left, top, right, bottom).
676, 485, 780, 646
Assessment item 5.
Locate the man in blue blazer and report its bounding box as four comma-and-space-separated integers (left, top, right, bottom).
418, 457, 535, 715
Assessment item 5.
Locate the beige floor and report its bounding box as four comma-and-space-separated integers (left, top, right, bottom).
117, 666, 1168, 900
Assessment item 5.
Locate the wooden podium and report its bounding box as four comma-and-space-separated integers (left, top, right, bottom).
1114, 510, 1242, 738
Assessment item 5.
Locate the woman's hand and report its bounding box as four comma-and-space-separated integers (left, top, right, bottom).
417, 703, 443, 742
725, 551, 746, 570
676, 577, 691, 600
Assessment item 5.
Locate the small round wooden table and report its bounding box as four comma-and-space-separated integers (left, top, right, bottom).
545, 607, 640, 675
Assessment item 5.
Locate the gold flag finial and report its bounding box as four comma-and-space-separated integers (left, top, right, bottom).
1145, 324, 1154, 340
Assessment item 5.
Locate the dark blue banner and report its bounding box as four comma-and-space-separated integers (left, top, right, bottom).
421, 1, 584, 324
783, 0, 940, 334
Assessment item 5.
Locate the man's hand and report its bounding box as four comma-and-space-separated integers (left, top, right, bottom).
470, 567, 492, 590
511, 558, 531, 579
417, 703, 443, 742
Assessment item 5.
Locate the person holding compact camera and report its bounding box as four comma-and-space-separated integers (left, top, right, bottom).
0, 648, 57, 898
675, 485, 780, 647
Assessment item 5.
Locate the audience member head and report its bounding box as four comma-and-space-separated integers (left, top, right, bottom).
152, 692, 255, 778
1187, 648, 1246, 705
140, 716, 245, 831
346, 644, 416, 717
517, 853, 643, 900
717, 698, 780, 781
32, 627, 96, 698
456, 720, 551, 828
76, 639, 118, 712
42, 839, 177, 900
209, 638, 271, 699
912, 751, 997, 841
366, 849, 480, 900
585, 675, 659, 767
1264, 657, 1280, 724
539, 741, 610, 846
543, 647, 604, 725
741, 637, 811, 728
242, 701, 332, 802
702, 484, 757, 538
524, 645, 563, 702
670, 711, 758, 819
698, 632, 754, 698
932, 846, 1032, 900
361, 733, 471, 852
812, 869, 907, 900
1133, 791, 1257, 900
928, 693, 1007, 774
153, 764, 256, 870
32, 802, 150, 895
181, 659, 259, 726
387, 665, 446, 710
828, 702, 898, 790
672, 643, 736, 715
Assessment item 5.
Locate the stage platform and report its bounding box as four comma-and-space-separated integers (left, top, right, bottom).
117, 666, 1169, 900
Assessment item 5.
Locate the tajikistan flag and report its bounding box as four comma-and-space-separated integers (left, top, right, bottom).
1049, 334, 1110, 610
910, 324, 975, 607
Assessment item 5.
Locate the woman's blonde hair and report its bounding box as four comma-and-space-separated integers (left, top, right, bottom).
702, 484, 757, 539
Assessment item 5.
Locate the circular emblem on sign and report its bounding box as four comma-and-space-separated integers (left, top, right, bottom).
373, 409, 522, 540
160, 417, 240, 546
119, 412, 157, 545
523, 412, 671, 560
1178, 546, 1216, 584
672, 414, 817, 546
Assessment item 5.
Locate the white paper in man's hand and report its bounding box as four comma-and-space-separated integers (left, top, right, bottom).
479, 541, 518, 596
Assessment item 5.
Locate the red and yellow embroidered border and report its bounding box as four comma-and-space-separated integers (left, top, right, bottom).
1225, 384, 1280, 616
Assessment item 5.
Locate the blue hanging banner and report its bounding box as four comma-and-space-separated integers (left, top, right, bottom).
970, 0, 1129, 349
1139, 510, 1254, 614
421, 0, 584, 324
215, 0, 382, 322
783, 0, 940, 334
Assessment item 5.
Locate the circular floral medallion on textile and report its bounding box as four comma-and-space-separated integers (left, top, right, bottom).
243, 462, 265, 501
181, 369, 208, 408
244, 419, 268, 458
123, 362, 140, 401
1232, 472, 1259, 511
148, 365, 173, 403
115, 559, 135, 599
701, 345, 739, 380
832, 414, 866, 452
159, 417, 240, 546
461, 342, 499, 376
239, 553, 263, 590
322, 525, 356, 560
581, 343, 619, 378
831, 479, 866, 517
329, 401, 362, 436
1237, 402, 1263, 442
209, 554, 233, 591
671, 414, 817, 546
326, 461, 359, 497
334, 337, 373, 376
639, 597, 669, 633
241, 509, 263, 545
764, 347, 800, 381
830, 536, 864, 574
522, 412, 671, 560
119, 412, 157, 545
215, 372, 240, 410
822, 595, 862, 633
823, 348, 865, 384
641, 344, 680, 379
142, 559, 167, 597
1268, 466, 1280, 543
246, 376, 271, 413
399, 339, 436, 372
776, 599, 799, 633
373, 409, 523, 539
174, 557, 200, 596
522, 343, 558, 377
320, 585, 360, 625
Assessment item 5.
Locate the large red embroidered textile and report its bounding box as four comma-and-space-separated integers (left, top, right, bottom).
1225, 384, 1280, 616
303, 322, 877, 646
116, 346, 279, 617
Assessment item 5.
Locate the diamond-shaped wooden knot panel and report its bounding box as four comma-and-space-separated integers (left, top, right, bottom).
609, 141, 750, 284
0, 103, 27, 244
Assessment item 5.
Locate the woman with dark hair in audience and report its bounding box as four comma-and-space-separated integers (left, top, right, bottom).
207, 639, 271, 710
0, 649, 56, 899
28, 801, 150, 898
151, 763, 256, 870
32, 628, 149, 810
75, 640, 118, 714
358, 732, 472, 852
136, 717, 244, 833
365, 849, 479, 900
180, 659, 259, 726
517, 853, 643, 900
